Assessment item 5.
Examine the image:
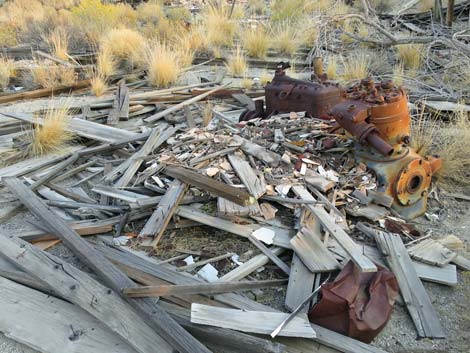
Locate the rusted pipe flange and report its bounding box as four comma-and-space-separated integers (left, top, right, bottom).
394, 158, 433, 206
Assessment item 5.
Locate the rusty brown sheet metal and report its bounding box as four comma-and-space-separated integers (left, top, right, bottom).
308, 260, 399, 343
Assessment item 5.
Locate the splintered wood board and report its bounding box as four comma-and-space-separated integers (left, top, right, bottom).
407, 238, 457, 266
0, 276, 136, 353
228, 154, 266, 199
217, 197, 261, 217
285, 253, 316, 312
191, 304, 316, 338
290, 228, 340, 273
375, 231, 445, 338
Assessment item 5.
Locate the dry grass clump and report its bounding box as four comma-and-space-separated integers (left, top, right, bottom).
241, 76, 253, 90
30, 105, 73, 156
203, 3, 237, 47
90, 72, 107, 96
270, 22, 301, 56
341, 52, 371, 81
242, 27, 269, 59
392, 62, 405, 86
226, 46, 247, 77
0, 57, 16, 90
0, 24, 18, 47
47, 28, 69, 61
434, 110, 470, 189
259, 71, 272, 86
100, 28, 145, 68
396, 44, 424, 70
417, 0, 434, 12
146, 42, 181, 87
31, 64, 76, 88
410, 106, 438, 155
326, 57, 338, 80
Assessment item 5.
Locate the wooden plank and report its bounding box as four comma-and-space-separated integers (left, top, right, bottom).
292, 186, 377, 273
0, 277, 136, 353
123, 279, 287, 297
407, 238, 457, 266
165, 165, 255, 206
232, 135, 281, 167
413, 261, 458, 286
3, 177, 212, 353
191, 304, 316, 338
176, 206, 292, 249
374, 231, 445, 338
0, 234, 173, 353
159, 302, 286, 353
0, 79, 90, 104
217, 197, 261, 217
228, 153, 266, 199
140, 180, 188, 247
108, 80, 130, 125
4, 112, 142, 143
290, 228, 340, 273
285, 253, 316, 312
219, 247, 285, 281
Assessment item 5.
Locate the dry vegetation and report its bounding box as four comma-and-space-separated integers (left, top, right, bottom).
243, 27, 269, 59
341, 52, 371, 81
146, 42, 181, 87
434, 110, 470, 189
226, 45, 248, 77
0, 56, 15, 90
30, 105, 74, 156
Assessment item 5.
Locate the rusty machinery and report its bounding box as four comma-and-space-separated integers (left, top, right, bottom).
239, 62, 343, 121
241, 67, 441, 219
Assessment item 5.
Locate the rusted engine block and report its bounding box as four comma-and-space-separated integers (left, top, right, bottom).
240, 67, 441, 219
239, 63, 342, 121
331, 79, 441, 219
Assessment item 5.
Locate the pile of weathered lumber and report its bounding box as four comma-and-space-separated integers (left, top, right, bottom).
0, 82, 468, 353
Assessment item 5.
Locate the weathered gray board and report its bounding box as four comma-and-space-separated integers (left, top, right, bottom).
375, 231, 445, 338
227, 153, 266, 199
0, 276, 136, 353
191, 304, 316, 338
285, 253, 316, 312
290, 228, 340, 273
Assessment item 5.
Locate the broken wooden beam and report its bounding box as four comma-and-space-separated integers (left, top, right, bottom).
164, 165, 255, 206
123, 279, 287, 297
139, 180, 188, 247
228, 153, 266, 199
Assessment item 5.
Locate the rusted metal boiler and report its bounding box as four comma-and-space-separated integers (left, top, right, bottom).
240, 65, 441, 219
239, 62, 343, 121
331, 78, 441, 219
